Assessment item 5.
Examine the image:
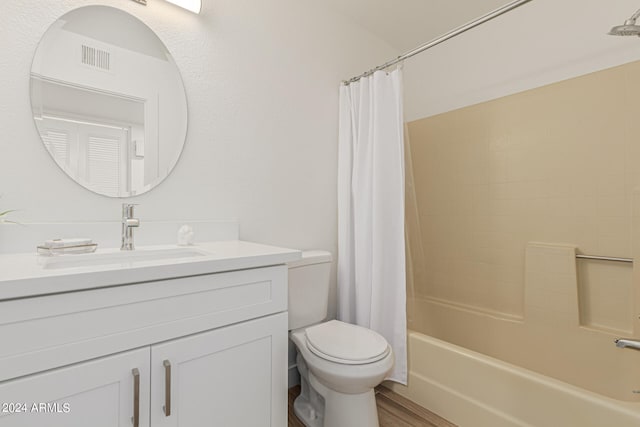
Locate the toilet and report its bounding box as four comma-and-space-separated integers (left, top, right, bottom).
288, 250, 394, 427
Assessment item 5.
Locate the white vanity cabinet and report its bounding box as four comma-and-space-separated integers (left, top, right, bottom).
0, 242, 298, 427
0, 314, 286, 427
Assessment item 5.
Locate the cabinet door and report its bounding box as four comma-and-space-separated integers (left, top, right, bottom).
151, 313, 287, 427
0, 348, 150, 427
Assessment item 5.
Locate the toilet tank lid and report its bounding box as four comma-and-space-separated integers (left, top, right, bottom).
287, 250, 332, 268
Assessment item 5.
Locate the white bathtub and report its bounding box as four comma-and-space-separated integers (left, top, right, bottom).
387, 331, 640, 427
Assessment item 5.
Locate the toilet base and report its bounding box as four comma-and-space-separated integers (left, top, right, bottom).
311, 375, 379, 427
294, 354, 380, 427
293, 354, 324, 427
293, 391, 323, 427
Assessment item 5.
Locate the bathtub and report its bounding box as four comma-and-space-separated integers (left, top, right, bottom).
387, 331, 640, 427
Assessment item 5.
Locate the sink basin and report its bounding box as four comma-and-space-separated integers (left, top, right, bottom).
41, 247, 209, 270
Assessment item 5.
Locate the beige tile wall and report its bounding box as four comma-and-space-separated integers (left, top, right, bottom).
407, 60, 640, 400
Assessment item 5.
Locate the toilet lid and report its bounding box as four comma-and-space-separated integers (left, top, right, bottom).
304, 320, 390, 365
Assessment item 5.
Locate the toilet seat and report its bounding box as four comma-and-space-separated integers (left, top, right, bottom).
304, 320, 390, 365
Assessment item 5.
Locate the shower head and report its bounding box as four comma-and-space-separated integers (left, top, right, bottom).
609, 8, 640, 36
609, 21, 640, 36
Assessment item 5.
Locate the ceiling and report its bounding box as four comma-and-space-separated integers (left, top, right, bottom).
321, 0, 514, 52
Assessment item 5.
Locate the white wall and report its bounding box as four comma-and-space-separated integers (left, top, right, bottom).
0, 0, 397, 317
404, 0, 640, 121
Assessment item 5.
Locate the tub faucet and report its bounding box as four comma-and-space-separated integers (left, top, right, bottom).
614, 338, 640, 350
121, 203, 140, 251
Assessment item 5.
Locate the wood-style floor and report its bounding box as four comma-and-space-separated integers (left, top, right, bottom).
288, 385, 457, 427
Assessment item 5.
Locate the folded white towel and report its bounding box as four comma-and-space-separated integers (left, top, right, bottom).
42, 238, 93, 248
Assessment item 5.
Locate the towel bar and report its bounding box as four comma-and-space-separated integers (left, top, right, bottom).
575, 254, 633, 263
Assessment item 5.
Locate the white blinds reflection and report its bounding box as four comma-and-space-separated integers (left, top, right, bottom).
42, 130, 69, 168
87, 135, 121, 196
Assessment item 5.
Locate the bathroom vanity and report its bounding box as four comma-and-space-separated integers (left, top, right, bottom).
0, 241, 299, 426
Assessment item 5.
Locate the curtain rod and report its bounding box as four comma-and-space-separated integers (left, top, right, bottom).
343, 0, 534, 85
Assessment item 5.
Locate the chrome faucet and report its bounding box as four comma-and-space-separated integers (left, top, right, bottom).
615, 338, 640, 350
121, 203, 140, 251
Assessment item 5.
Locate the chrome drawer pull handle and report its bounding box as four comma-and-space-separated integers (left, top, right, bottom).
163, 360, 172, 416
132, 368, 140, 427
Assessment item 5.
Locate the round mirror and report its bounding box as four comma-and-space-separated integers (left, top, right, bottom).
30, 6, 188, 197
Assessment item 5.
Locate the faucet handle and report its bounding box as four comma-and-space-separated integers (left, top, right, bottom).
122, 203, 139, 217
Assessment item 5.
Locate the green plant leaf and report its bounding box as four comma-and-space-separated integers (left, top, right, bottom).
0, 209, 16, 217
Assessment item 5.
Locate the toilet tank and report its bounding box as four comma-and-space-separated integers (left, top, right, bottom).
287, 250, 333, 330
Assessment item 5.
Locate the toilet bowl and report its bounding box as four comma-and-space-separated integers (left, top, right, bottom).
290, 322, 394, 427
288, 251, 394, 427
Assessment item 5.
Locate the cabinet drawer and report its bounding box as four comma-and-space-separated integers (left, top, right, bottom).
0, 266, 287, 381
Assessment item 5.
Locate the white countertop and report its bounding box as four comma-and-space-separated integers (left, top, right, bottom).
0, 240, 301, 301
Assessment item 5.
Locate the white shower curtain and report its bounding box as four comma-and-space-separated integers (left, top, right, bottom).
337, 69, 407, 384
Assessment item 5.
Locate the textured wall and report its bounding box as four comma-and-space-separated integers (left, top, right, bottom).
0, 0, 397, 317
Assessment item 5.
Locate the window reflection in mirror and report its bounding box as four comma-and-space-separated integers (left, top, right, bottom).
30, 6, 188, 197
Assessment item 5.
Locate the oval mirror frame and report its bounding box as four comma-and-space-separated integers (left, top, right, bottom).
30, 5, 188, 198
